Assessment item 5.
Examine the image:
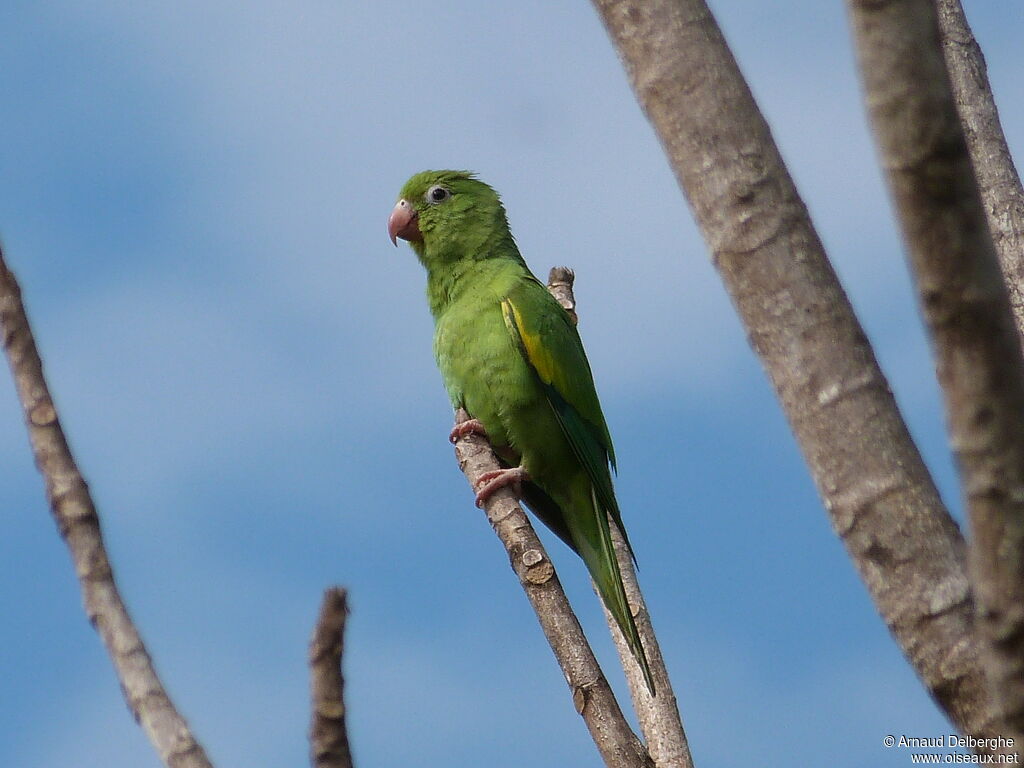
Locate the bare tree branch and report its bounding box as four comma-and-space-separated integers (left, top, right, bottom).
589, 0, 998, 737
846, 0, 1024, 751
309, 587, 355, 768
451, 407, 654, 768
547, 267, 693, 768
937, 0, 1024, 334
0, 246, 214, 768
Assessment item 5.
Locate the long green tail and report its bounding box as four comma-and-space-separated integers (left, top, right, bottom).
567, 481, 655, 695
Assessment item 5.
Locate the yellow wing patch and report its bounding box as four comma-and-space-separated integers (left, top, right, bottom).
501, 298, 557, 384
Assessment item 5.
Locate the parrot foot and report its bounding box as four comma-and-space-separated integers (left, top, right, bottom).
450, 418, 487, 444
474, 466, 528, 508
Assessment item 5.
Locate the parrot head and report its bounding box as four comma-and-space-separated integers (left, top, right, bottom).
388, 170, 511, 262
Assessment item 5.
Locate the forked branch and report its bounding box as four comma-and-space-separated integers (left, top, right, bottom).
847, 0, 1024, 752
590, 0, 996, 737
549, 267, 692, 768
451, 403, 654, 768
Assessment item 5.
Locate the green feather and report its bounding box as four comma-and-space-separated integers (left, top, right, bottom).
395, 170, 654, 694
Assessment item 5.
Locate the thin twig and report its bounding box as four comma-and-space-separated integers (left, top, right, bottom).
0, 246, 214, 768
309, 587, 355, 768
549, 268, 692, 768
937, 0, 1024, 335
847, 0, 1024, 753
605, 524, 692, 768
590, 0, 996, 738
451, 408, 653, 768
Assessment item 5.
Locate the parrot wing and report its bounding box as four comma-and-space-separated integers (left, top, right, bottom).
501, 277, 653, 692
500, 278, 636, 562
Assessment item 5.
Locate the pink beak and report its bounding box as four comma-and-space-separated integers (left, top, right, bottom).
388, 199, 422, 246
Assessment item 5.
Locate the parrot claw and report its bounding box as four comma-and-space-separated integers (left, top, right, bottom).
450, 419, 487, 444
474, 466, 528, 507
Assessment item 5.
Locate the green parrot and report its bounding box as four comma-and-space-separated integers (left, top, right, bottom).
388, 170, 654, 694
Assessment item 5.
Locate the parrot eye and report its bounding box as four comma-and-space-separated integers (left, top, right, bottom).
426, 185, 451, 204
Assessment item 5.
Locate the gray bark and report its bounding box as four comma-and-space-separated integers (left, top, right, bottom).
452, 407, 654, 768
590, 0, 997, 738
847, 0, 1024, 751
937, 0, 1024, 335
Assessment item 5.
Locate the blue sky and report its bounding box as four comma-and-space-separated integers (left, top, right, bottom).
1, 1, 1021, 766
